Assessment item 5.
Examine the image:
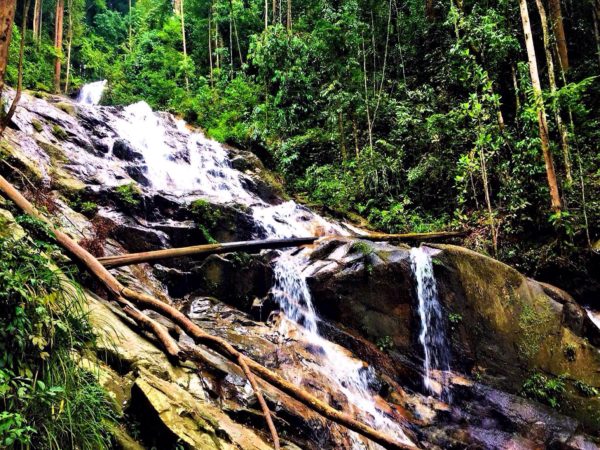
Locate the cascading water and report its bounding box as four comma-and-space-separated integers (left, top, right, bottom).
410, 247, 452, 401
271, 252, 414, 449
71, 83, 413, 448
76, 80, 107, 105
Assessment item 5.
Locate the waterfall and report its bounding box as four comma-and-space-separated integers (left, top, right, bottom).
76, 80, 107, 105
271, 252, 414, 449
72, 83, 413, 448
410, 247, 452, 401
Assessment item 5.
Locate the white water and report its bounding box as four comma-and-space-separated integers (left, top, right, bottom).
76, 80, 107, 105
76, 82, 413, 448
411, 247, 451, 401
271, 252, 414, 448
587, 308, 600, 330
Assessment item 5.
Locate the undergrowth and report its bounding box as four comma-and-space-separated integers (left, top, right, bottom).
0, 226, 117, 448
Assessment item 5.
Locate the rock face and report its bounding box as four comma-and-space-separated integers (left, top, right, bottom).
1, 89, 599, 449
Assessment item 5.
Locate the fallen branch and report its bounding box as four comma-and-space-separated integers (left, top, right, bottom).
0, 175, 414, 450
356, 231, 467, 241
97, 237, 318, 268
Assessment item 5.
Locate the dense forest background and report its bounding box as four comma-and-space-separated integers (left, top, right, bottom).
4, 0, 600, 299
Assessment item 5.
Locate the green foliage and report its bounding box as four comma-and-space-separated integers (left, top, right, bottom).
521, 372, 566, 409
51, 125, 68, 140
349, 241, 373, 257
563, 344, 577, 362
190, 199, 221, 243
4, 0, 599, 285
376, 336, 394, 353
574, 380, 599, 398
448, 313, 463, 331
0, 235, 116, 449
114, 182, 141, 207
31, 120, 44, 133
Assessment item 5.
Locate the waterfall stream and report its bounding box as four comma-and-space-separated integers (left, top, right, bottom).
75, 81, 413, 448
411, 247, 452, 401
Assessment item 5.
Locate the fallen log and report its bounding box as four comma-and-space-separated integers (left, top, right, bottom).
97, 237, 318, 268
0, 175, 414, 450
356, 231, 467, 241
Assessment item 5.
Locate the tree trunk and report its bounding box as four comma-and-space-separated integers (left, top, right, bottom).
534, 0, 572, 185
96, 237, 318, 268
64, 0, 73, 93
548, 0, 569, 71
519, 0, 562, 211
264, 0, 268, 30
128, 0, 132, 51
593, 1, 600, 67
0, 0, 29, 137
208, 8, 214, 86
33, 0, 43, 40
272, 0, 277, 24
53, 0, 64, 93
0, 0, 17, 94
286, 0, 291, 31
178, 0, 189, 91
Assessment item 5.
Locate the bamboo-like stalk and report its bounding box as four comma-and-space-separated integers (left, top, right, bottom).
98, 237, 318, 268
0, 175, 414, 450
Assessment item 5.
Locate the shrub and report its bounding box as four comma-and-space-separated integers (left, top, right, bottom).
114, 182, 141, 207
521, 372, 566, 409
189, 199, 221, 243
0, 235, 117, 448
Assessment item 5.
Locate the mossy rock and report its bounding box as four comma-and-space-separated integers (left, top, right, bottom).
0, 209, 26, 240
432, 244, 600, 429
56, 102, 77, 116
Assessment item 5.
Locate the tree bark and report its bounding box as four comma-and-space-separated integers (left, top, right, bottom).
0, 0, 30, 137
0, 0, 17, 94
178, 0, 189, 91
0, 175, 413, 450
548, 0, 569, 71
593, 1, 600, 67
53, 0, 64, 93
33, 0, 43, 40
534, 0, 572, 185
357, 231, 467, 241
519, 0, 562, 211
97, 237, 318, 268
64, 0, 73, 93
286, 0, 291, 31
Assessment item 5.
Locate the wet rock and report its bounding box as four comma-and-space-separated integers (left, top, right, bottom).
113, 223, 170, 253
125, 165, 151, 187
113, 139, 144, 161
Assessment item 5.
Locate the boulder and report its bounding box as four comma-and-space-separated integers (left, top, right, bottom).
113, 139, 144, 161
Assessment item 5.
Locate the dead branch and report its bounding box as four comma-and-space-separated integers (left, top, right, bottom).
97, 237, 318, 268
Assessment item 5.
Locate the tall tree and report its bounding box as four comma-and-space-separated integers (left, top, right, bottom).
286, 0, 291, 31
54, 0, 65, 93
1, 0, 30, 136
32, 0, 43, 40
534, 0, 572, 184
519, 0, 562, 211
0, 0, 17, 94
548, 0, 569, 71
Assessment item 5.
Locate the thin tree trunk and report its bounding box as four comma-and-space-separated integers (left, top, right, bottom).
272, 0, 276, 24
265, 0, 268, 30
371, 0, 392, 129
230, 0, 243, 66
534, 0, 572, 185
479, 140, 498, 255
228, 12, 233, 76
96, 237, 318, 268
512, 64, 521, 113
0, 0, 17, 94
548, 0, 569, 71
64, 0, 73, 93
519, 0, 562, 211
128, 0, 132, 52
208, 8, 214, 86
593, 1, 600, 67
286, 0, 291, 31
361, 35, 373, 152
54, 0, 64, 93
352, 117, 360, 156
33, 0, 43, 40
0, 0, 29, 137
338, 110, 347, 160
179, 0, 189, 91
